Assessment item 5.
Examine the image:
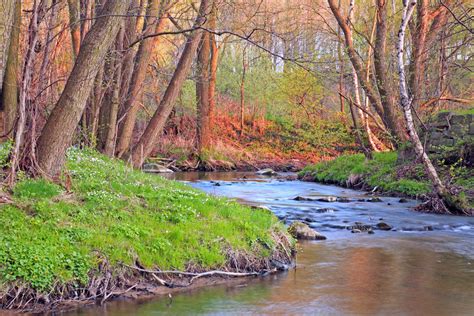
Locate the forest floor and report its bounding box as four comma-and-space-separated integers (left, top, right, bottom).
151, 107, 354, 172
299, 151, 474, 213
0, 148, 294, 313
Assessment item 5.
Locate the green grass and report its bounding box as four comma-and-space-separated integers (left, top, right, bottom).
299, 152, 431, 196
0, 148, 291, 292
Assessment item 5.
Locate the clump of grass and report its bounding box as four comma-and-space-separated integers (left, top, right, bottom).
299, 152, 431, 197
0, 148, 292, 294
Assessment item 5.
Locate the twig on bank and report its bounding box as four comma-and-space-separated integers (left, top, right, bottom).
123, 263, 275, 286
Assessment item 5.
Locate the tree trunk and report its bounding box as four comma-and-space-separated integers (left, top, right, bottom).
98, 27, 124, 156
208, 2, 218, 125
8, 0, 41, 184
1, 0, 20, 139
119, 0, 143, 107
240, 46, 247, 137
0, 0, 15, 92
327, 0, 406, 145
196, 32, 211, 153
362, 8, 384, 152
408, 0, 449, 109
115, 0, 168, 158
67, 0, 81, 58
128, 0, 211, 168
397, 0, 465, 214
374, 0, 406, 142
36, 0, 131, 176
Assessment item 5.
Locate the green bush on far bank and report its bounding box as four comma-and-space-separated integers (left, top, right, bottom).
0, 148, 291, 292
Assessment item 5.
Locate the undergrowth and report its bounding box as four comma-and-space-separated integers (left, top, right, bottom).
0, 148, 291, 294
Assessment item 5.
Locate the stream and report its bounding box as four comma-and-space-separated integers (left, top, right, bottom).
70, 172, 474, 315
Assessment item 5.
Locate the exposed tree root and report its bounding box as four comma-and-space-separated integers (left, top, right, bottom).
415, 193, 473, 216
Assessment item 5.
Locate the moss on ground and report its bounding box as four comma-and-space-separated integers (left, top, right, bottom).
0, 148, 292, 294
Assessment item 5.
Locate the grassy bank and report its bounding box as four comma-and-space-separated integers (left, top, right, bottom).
0, 148, 294, 310
299, 152, 430, 197
299, 151, 473, 206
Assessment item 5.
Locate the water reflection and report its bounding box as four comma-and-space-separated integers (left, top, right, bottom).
73, 238, 473, 315
70, 172, 474, 315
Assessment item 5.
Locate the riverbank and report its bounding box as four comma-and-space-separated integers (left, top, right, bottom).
0, 148, 294, 313
298, 151, 473, 213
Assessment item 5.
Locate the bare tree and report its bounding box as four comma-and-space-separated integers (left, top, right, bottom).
397, 0, 466, 215
128, 0, 212, 168
116, 0, 169, 158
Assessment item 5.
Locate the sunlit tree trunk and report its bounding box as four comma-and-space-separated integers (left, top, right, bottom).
196, 31, 211, 153
208, 2, 218, 125
67, 0, 81, 58
0, 0, 15, 91
128, 0, 211, 168
36, 0, 131, 176
98, 27, 124, 156
240, 46, 247, 137
116, 0, 168, 158
408, 0, 449, 109
1, 0, 20, 139
119, 0, 143, 108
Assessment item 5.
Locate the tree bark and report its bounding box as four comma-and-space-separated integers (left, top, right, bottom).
374, 0, 406, 142
240, 45, 247, 137
196, 31, 211, 153
8, 0, 41, 184
1, 0, 20, 139
128, 0, 211, 168
67, 0, 81, 58
408, 0, 449, 109
116, 0, 168, 158
208, 2, 218, 125
119, 0, 143, 107
97, 27, 124, 156
0, 0, 15, 92
36, 0, 131, 176
397, 0, 456, 213
327, 0, 406, 145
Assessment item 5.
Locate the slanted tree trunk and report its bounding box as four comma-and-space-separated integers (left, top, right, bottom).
97, 27, 124, 156
397, 0, 466, 215
36, 0, 131, 176
116, 0, 168, 158
196, 31, 211, 153
128, 0, 211, 168
119, 0, 143, 107
1, 0, 20, 139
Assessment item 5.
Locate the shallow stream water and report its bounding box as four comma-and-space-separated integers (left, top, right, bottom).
71, 172, 474, 315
